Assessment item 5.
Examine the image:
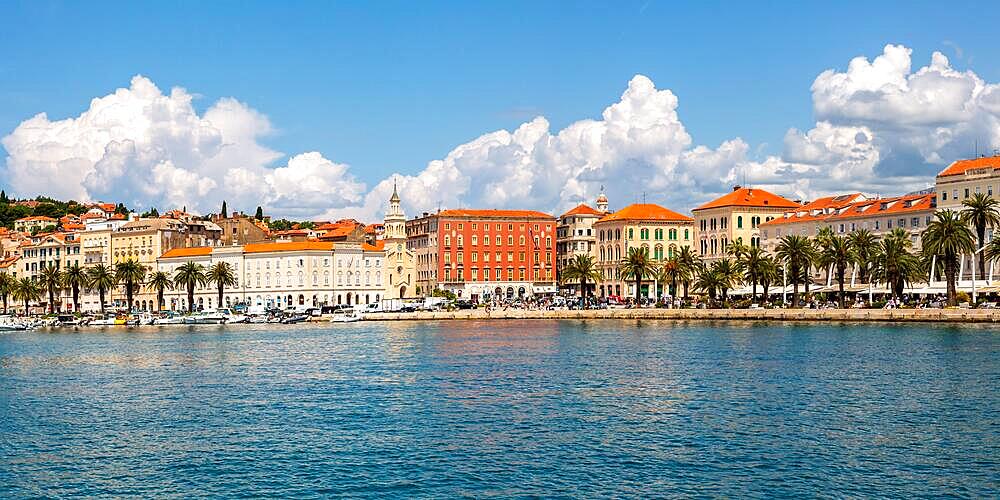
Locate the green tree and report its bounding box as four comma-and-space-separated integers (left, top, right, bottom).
693, 264, 724, 306
221, 200, 228, 218
618, 246, 655, 306
757, 256, 780, 303
146, 271, 172, 312
115, 203, 128, 215
775, 234, 816, 307
62, 263, 87, 313
38, 264, 63, 314
740, 246, 768, 303
0, 190, 7, 203
87, 263, 117, 314
710, 257, 743, 304
656, 256, 683, 299
173, 262, 208, 313
961, 192, 1000, 279
115, 259, 147, 311
676, 246, 700, 300
255, 206, 264, 220
872, 228, 923, 300
13, 277, 41, 315
848, 229, 879, 284
818, 234, 853, 308
207, 262, 238, 310
560, 254, 602, 300
0, 272, 14, 314
922, 210, 976, 306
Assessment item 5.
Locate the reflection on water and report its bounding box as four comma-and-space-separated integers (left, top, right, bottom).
1, 320, 998, 497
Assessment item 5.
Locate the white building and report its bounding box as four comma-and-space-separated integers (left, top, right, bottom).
156, 241, 386, 312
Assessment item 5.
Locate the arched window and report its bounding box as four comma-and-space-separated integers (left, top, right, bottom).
737, 216, 743, 229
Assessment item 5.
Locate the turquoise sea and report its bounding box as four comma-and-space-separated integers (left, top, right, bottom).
1, 320, 998, 497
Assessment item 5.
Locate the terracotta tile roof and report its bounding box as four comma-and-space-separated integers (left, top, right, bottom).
825, 193, 935, 221
597, 203, 693, 223
318, 227, 355, 238
937, 156, 1000, 177
761, 193, 868, 227
273, 229, 311, 236
0, 257, 18, 269
159, 247, 213, 258
63, 223, 85, 231
693, 187, 800, 211
16, 215, 57, 222
362, 241, 385, 251
437, 209, 555, 219
560, 203, 605, 218
244, 241, 334, 253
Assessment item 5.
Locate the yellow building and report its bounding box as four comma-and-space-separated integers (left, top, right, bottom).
593, 203, 694, 299
382, 185, 416, 299
935, 155, 1000, 211
692, 186, 800, 260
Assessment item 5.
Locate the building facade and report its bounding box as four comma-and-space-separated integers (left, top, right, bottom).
407, 209, 558, 301
935, 155, 1000, 211
213, 213, 270, 246
556, 192, 609, 294
157, 241, 386, 312
593, 203, 695, 299
692, 186, 800, 260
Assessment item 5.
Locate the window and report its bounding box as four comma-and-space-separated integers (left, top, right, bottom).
911, 217, 920, 227
628, 228, 634, 240
898, 218, 906, 228
737, 216, 743, 229
941, 191, 948, 201
964, 188, 969, 198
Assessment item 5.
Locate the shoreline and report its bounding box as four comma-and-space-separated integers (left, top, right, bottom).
362, 308, 1000, 323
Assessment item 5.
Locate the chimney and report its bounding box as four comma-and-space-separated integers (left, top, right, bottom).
733, 185, 742, 191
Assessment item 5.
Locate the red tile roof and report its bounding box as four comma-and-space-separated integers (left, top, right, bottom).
244, 241, 334, 253
159, 247, 213, 258
597, 203, 693, 223
761, 193, 868, 227
437, 209, 554, 219
824, 193, 935, 222
694, 187, 800, 211
362, 241, 385, 251
16, 216, 57, 222
937, 156, 1000, 177
560, 203, 605, 218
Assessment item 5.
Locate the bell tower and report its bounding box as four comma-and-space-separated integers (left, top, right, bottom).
384, 181, 406, 241
596, 186, 609, 213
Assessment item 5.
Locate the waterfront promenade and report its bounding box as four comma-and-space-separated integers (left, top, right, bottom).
365, 307, 1000, 323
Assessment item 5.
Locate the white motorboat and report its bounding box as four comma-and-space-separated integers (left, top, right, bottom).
0, 315, 29, 331
247, 315, 268, 324
216, 308, 247, 324
154, 313, 186, 325
184, 311, 227, 324
89, 314, 118, 326
330, 308, 362, 323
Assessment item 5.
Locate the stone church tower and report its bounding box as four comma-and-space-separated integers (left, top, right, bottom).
382, 183, 416, 299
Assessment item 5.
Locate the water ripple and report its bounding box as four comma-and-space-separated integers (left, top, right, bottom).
1, 320, 998, 497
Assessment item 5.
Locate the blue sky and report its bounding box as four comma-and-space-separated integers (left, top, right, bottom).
2, 1, 1000, 218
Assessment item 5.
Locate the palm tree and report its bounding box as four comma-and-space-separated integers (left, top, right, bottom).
13, 277, 41, 315
710, 258, 743, 304
848, 229, 879, 284
923, 210, 976, 306
676, 246, 700, 301
961, 192, 1000, 280
618, 247, 655, 306
758, 256, 780, 304
38, 264, 63, 314
740, 246, 768, 303
656, 256, 683, 299
146, 271, 172, 312
173, 262, 208, 313
62, 263, 87, 313
726, 240, 749, 260
0, 272, 15, 314
818, 234, 853, 308
694, 264, 724, 306
873, 228, 923, 300
207, 262, 238, 310
560, 255, 602, 301
775, 234, 815, 307
87, 263, 117, 314
115, 259, 147, 312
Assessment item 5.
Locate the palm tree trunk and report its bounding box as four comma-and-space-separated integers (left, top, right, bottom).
792, 281, 799, 307
72, 285, 79, 313
683, 281, 689, 300
48, 288, 55, 314
157, 289, 164, 312
217, 284, 224, 310
837, 267, 845, 308
751, 276, 758, 303
635, 277, 642, 307
945, 256, 957, 306
978, 227, 986, 283
99, 289, 106, 314
2, 295, 7, 314
188, 284, 195, 313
